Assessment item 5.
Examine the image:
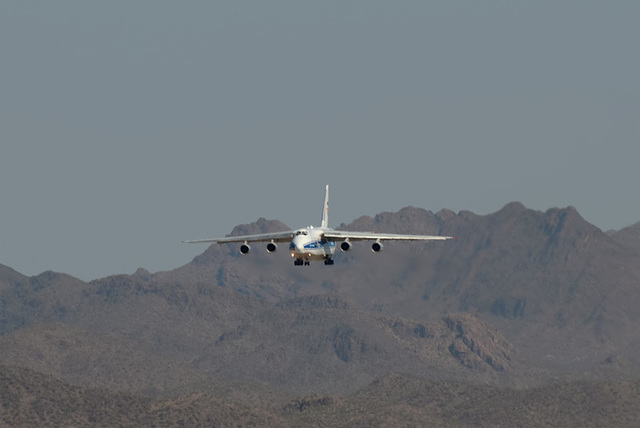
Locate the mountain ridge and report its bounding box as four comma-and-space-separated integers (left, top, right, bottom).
1, 201, 639, 424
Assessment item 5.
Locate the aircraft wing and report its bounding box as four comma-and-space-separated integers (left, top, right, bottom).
183, 230, 295, 244
322, 230, 454, 242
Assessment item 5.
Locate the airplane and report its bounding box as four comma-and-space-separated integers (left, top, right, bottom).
183, 185, 455, 266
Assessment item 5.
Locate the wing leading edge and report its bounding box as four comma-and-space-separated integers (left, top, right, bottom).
322, 230, 454, 242
182, 230, 295, 244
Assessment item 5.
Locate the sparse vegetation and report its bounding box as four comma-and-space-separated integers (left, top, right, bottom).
1, 205, 640, 425
2, 366, 639, 427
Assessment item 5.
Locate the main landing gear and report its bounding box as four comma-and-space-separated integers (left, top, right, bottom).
293, 258, 334, 266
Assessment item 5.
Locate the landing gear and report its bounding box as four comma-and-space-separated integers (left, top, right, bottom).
294, 258, 333, 266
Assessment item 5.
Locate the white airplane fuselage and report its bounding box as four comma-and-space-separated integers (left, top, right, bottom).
289, 227, 337, 263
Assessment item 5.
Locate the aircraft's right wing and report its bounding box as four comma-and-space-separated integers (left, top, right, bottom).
183, 230, 295, 244
322, 230, 454, 242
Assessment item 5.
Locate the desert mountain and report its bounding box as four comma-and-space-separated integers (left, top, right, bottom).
1, 202, 640, 424
161, 203, 640, 370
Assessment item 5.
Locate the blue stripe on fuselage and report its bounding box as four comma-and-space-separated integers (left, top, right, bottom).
303, 241, 336, 250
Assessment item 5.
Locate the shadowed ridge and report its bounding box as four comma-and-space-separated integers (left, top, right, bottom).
540, 205, 599, 243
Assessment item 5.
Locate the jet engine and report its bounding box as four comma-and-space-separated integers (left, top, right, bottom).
240, 243, 251, 255
340, 241, 353, 253
371, 241, 384, 253
266, 242, 277, 253
340, 241, 352, 252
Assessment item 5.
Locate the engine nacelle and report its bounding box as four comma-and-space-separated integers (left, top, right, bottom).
239, 243, 251, 255
371, 241, 384, 253
340, 241, 352, 252
266, 242, 277, 253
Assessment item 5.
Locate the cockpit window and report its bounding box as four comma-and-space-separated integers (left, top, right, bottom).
295, 230, 308, 236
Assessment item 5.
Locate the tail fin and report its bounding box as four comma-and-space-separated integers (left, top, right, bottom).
321, 185, 329, 228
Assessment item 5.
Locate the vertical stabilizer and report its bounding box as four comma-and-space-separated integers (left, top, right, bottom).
321, 185, 329, 228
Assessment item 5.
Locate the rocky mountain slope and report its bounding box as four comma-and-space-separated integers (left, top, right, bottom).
1, 202, 640, 424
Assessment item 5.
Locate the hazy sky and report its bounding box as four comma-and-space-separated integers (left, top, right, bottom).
2, 1, 639, 280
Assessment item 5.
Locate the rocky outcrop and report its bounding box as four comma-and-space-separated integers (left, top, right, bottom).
444, 314, 514, 372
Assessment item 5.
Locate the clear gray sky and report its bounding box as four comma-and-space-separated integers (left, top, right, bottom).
2, 1, 639, 281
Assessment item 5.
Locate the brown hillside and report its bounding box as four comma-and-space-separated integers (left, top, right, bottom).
1, 202, 639, 415
3, 365, 639, 428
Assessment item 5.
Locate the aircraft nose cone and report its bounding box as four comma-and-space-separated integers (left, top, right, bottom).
290, 236, 304, 253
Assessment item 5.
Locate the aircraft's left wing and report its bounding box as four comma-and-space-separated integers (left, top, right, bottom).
322, 230, 454, 242
183, 230, 295, 244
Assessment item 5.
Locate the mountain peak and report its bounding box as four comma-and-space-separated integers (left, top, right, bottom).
500, 201, 527, 213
